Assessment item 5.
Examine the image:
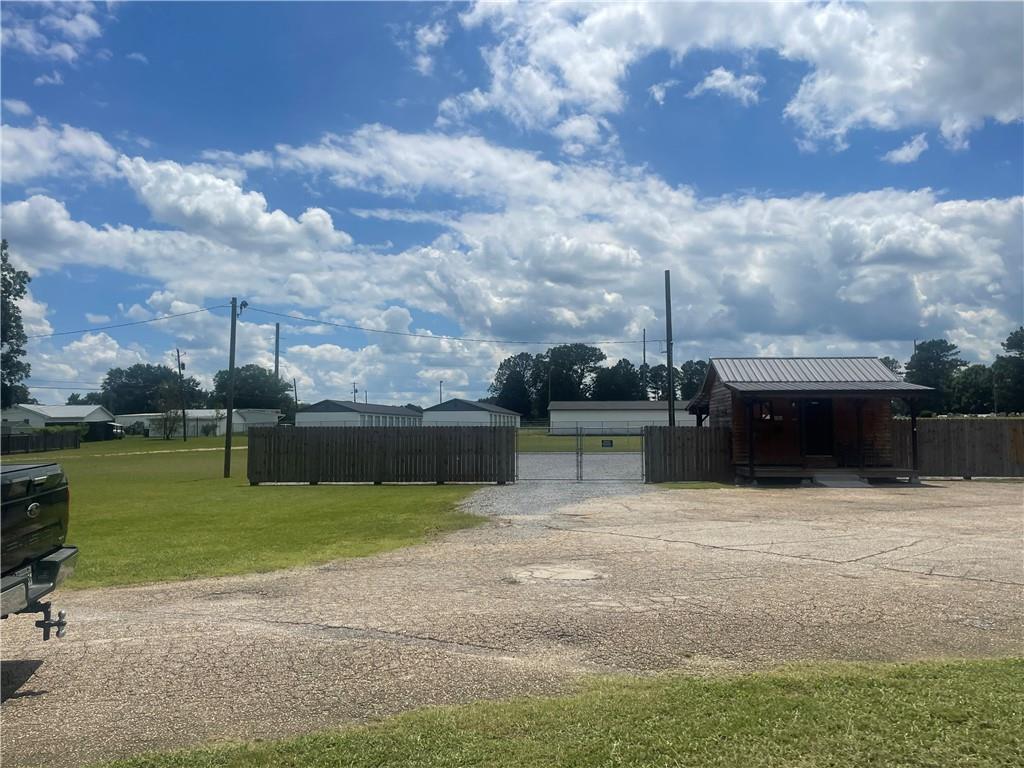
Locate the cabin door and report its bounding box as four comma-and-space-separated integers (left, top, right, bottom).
804, 399, 834, 456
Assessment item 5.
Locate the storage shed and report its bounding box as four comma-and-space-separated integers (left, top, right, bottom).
686, 357, 932, 481
295, 400, 422, 427
422, 399, 521, 427
1, 404, 118, 440
548, 400, 694, 435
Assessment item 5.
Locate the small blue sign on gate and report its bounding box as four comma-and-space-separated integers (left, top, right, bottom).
601, 439, 614, 448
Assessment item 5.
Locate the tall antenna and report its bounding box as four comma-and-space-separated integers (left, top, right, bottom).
642, 328, 647, 398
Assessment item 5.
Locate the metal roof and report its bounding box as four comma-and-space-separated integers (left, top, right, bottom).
297, 400, 422, 417
725, 381, 932, 394
424, 398, 520, 415
6, 404, 113, 420
549, 400, 689, 411
687, 357, 932, 412
712, 357, 902, 383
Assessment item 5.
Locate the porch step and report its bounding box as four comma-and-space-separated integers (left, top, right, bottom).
813, 471, 871, 488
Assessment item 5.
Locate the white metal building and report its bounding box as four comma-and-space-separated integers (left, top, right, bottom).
422, 398, 521, 427
548, 400, 695, 435
2, 404, 116, 431
118, 409, 282, 437
295, 400, 422, 427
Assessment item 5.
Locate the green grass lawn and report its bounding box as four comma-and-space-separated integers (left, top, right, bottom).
518, 429, 643, 453
37, 438, 479, 589
95, 659, 1023, 768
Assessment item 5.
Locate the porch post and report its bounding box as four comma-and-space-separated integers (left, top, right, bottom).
746, 399, 755, 477
855, 398, 864, 470
909, 399, 919, 474
798, 399, 806, 465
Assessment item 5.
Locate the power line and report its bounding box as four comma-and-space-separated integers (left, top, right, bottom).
25, 305, 231, 340
249, 306, 662, 346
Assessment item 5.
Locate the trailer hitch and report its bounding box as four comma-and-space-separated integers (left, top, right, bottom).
32, 602, 68, 640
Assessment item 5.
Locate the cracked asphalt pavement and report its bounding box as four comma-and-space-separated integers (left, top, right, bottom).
2, 479, 1022, 767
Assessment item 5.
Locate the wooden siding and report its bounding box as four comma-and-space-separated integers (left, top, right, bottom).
893, 418, 1024, 477
247, 426, 516, 484
643, 427, 733, 483
731, 395, 894, 467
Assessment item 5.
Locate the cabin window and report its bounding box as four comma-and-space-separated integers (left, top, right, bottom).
758, 402, 774, 421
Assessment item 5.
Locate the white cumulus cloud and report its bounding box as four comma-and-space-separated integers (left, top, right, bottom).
688, 68, 765, 106
448, 2, 1023, 151
1, 120, 118, 183
882, 133, 929, 164
2, 99, 32, 117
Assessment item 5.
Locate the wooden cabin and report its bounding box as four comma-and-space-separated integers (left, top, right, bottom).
687, 358, 932, 482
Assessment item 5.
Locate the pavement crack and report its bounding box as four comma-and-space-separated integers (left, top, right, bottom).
846, 539, 924, 563
252, 617, 512, 656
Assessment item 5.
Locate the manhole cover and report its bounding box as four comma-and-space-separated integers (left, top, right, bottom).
514, 565, 603, 581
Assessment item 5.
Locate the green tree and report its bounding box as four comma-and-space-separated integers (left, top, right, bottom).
547, 343, 606, 401
949, 364, 993, 414
905, 339, 966, 412
591, 359, 644, 400
212, 364, 292, 410
879, 356, 903, 377
66, 392, 105, 405
678, 359, 709, 401
493, 368, 533, 415
993, 327, 1024, 413
1, 239, 32, 407
101, 363, 204, 414
489, 352, 537, 416
646, 364, 681, 401
1002, 326, 1024, 357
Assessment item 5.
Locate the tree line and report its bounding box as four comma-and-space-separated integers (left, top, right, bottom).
64, 363, 294, 414
486, 343, 710, 418
487, 331, 1024, 418
897, 331, 1024, 415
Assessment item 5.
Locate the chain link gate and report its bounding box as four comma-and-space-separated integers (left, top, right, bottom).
516, 425, 645, 482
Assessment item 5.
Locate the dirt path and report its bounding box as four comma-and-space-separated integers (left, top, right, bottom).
2, 481, 1021, 767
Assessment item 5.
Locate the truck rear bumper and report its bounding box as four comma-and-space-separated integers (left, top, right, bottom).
1, 546, 78, 616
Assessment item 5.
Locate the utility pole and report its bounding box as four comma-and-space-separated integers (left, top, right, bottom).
642, 328, 647, 398
352, 382, 358, 402
293, 378, 298, 412
176, 348, 188, 443
439, 380, 444, 404
273, 322, 280, 379
223, 298, 242, 478
665, 270, 675, 426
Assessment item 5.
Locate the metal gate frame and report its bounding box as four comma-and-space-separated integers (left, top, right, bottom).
514, 426, 645, 482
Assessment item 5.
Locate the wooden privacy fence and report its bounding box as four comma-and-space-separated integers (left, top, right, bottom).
644, 427, 732, 483
893, 418, 1024, 477
1, 431, 81, 455
247, 426, 517, 485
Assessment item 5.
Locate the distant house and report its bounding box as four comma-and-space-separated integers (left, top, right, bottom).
1, 404, 118, 441
118, 409, 282, 437
686, 357, 932, 481
548, 400, 694, 435
295, 400, 422, 427
422, 398, 521, 427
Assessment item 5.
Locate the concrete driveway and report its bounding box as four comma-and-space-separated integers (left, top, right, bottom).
2, 480, 1022, 767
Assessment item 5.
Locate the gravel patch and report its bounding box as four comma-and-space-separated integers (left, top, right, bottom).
2, 480, 1021, 767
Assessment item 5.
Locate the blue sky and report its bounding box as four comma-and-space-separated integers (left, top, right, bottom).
2, 1, 1022, 406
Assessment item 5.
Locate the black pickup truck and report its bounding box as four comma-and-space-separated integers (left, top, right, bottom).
1, 462, 78, 639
